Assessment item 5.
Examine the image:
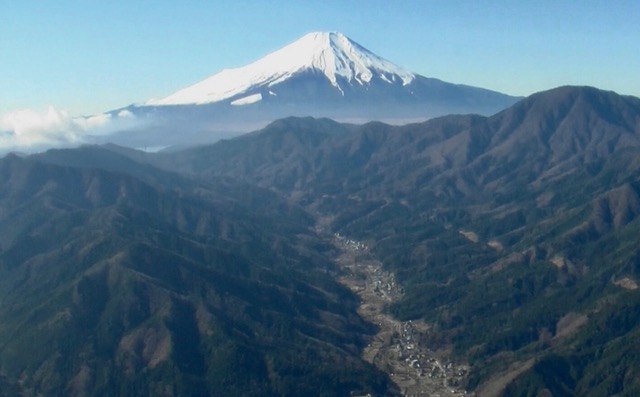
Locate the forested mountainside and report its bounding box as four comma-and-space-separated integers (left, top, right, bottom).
0, 154, 394, 396
150, 86, 640, 396
2, 86, 640, 396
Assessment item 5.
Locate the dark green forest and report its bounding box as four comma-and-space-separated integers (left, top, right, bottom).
2, 86, 640, 396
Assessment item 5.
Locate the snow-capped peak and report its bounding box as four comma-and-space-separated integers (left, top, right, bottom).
147, 32, 416, 106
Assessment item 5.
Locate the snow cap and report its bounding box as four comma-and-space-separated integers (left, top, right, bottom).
147, 31, 415, 106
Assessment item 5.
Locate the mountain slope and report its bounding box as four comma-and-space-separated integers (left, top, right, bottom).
154, 86, 640, 396
0, 153, 395, 397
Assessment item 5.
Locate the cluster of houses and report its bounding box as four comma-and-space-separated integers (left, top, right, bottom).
335, 233, 470, 396
334, 233, 368, 251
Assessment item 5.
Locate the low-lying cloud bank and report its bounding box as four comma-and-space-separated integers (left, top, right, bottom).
0, 106, 139, 155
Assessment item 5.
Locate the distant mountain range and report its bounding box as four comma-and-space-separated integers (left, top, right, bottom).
3, 85, 640, 396
102, 32, 520, 148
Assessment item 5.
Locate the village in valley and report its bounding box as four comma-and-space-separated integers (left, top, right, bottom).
332, 233, 471, 397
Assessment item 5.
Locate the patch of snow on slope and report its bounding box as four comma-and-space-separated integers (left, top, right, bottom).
230, 93, 262, 106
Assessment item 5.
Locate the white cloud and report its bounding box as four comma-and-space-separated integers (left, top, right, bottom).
117, 109, 134, 118
0, 106, 140, 154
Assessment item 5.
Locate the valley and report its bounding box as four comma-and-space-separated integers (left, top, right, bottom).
330, 231, 470, 396
2, 85, 640, 396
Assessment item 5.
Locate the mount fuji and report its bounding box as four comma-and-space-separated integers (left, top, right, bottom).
108, 32, 520, 148
146, 32, 418, 106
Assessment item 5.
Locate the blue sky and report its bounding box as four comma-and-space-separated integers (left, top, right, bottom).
1, 0, 639, 116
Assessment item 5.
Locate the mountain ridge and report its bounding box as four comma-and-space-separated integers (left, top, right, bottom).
154, 86, 636, 193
